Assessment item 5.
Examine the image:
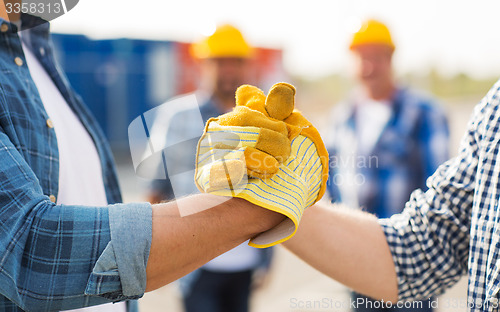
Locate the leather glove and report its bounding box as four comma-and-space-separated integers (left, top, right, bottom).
195, 82, 329, 248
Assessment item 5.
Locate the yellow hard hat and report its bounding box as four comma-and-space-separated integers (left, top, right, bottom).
350, 19, 395, 51
190, 24, 253, 59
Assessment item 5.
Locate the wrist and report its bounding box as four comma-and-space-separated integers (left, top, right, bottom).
228, 197, 285, 235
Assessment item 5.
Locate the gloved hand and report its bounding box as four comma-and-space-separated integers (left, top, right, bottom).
195, 82, 329, 248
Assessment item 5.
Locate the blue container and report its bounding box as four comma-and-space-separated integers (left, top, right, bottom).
52, 34, 176, 147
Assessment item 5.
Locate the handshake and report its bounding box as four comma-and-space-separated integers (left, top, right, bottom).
194, 83, 329, 248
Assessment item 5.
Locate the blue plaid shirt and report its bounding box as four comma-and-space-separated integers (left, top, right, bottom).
380, 80, 500, 311
327, 87, 450, 218
0, 15, 152, 311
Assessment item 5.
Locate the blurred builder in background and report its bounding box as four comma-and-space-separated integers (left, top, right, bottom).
146, 25, 273, 312
326, 19, 449, 312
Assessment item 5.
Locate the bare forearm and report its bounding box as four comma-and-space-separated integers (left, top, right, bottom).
145, 194, 283, 291
283, 203, 398, 302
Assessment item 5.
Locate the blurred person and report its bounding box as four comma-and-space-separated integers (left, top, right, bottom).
0, 4, 285, 312
146, 25, 273, 312
325, 19, 449, 312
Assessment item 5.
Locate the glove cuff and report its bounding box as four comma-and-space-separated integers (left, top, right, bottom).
207, 170, 308, 248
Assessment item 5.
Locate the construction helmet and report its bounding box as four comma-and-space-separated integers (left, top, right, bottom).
350, 19, 395, 51
190, 24, 253, 59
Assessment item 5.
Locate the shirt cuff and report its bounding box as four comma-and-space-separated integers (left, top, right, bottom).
378, 217, 412, 301
85, 202, 152, 301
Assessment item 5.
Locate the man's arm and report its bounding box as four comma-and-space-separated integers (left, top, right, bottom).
284, 91, 492, 302
284, 203, 398, 301
146, 194, 283, 291
0, 128, 282, 310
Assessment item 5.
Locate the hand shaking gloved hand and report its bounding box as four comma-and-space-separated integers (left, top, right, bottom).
195, 83, 329, 248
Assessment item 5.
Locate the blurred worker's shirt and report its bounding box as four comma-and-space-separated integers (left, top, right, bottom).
355, 98, 391, 155
327, 87, 449, 218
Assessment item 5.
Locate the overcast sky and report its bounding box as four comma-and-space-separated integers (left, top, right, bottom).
51, 0, 500, 79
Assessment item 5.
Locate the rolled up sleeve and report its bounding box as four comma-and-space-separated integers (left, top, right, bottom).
0, 129, 153, 310
85, 202, 152, 301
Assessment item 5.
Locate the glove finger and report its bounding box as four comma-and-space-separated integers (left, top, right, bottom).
286, 123, 302, 141
200, 130, 240, 150
206, 158, 246, 192
197, 131, 241, 168
265, 83, 295, 121
243, 147, 280, 178
201, 120, 291, 166
255, 128, 291, 162
201, 127, 290, 164
217, 106, 288, 137
235, 85, 268, 116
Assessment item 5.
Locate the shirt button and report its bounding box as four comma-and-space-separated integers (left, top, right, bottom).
49, 195, 57, 203
0, 24, 8, 33
46, 118, 54, 128
39, 47, 45, 56
14, 57, 23, 66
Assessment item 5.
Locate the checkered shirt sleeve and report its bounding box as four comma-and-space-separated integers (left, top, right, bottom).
378, 82, 500, 302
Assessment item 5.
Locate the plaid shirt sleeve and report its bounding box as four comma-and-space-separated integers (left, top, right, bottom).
0, 129, 152, 311
378, 95, 490, 301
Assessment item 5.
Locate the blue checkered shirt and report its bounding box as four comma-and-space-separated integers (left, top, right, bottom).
380, 79, 500, 311
0, 15, 152, 311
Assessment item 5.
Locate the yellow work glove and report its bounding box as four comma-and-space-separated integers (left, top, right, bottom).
195, 82, 329, 248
